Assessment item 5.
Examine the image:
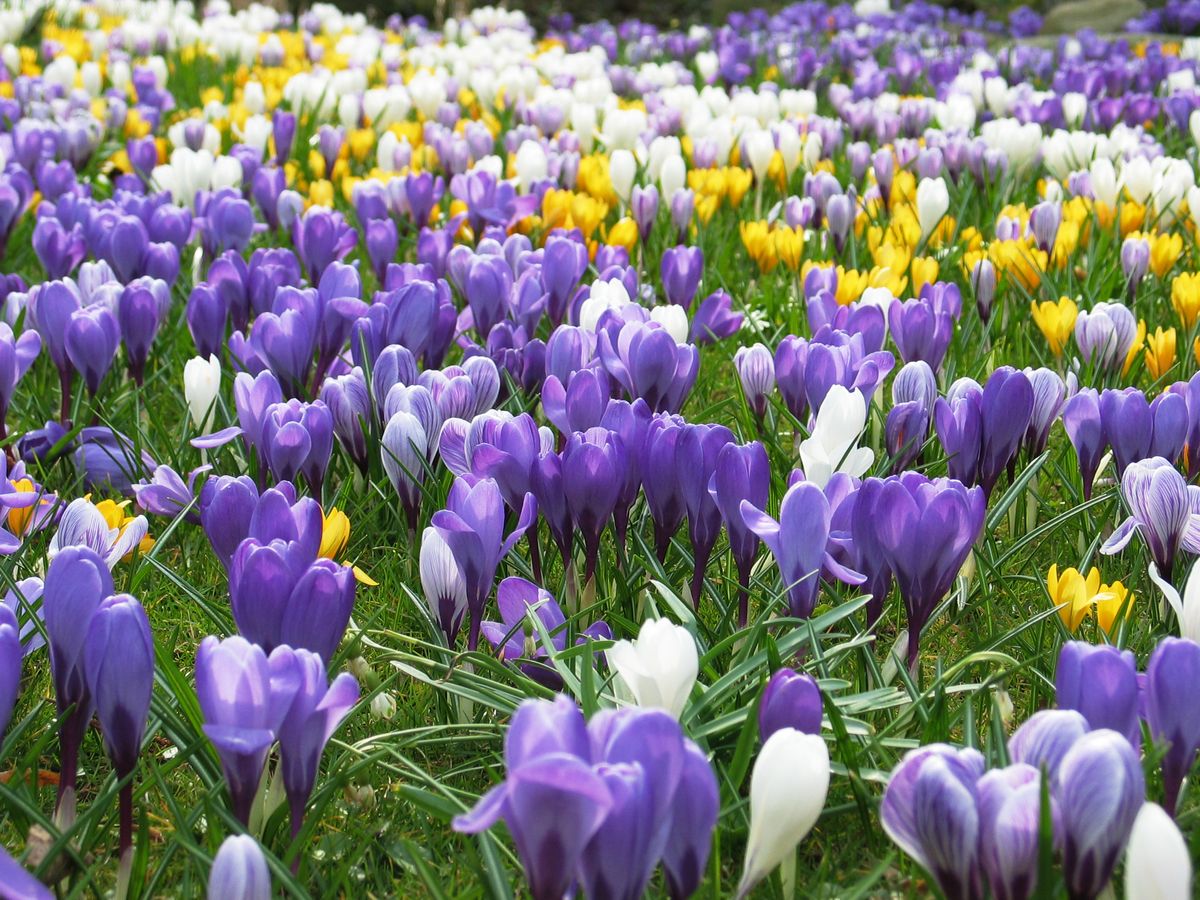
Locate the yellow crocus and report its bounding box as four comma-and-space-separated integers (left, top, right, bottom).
1150, 231, 1184, 278
604, 217, 639, 252
1123, 320, 1147, 376
773, 227, 805, 272
1144, 326, 1177, 380
95, 498, 155, 558
910, 256, 939, 295
320, 508, 351, 560
1173, 272, 1200, 330
1094, 581, 1134, 635
1030, 297, 1078, 356
1048, 564, 1101, 632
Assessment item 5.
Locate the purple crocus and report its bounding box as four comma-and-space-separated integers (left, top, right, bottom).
481, 577, 609, 690
1101, 456, 1200, 582
118, 276, 170, 384
65, 304, 120, 396
0, 606, 21, 740
598, 320, 699, 414
873, 474, 986, 672
43, 546, 114, 824
453, 696, 714, 900
1144, 636, 1200, 817
708, 441, 770, 627
880, 744, 987, 900
734, 343, 775, 423
1057, 729, 1145, 899
562, 427, 624, 585
888, 296, 954, 373
276, 648, 358, 840
260, 399, 334, 496
758, 668, 823, 740
429, 477, 536, 650
977, 366, 1034, 495
229, 539, 355, 664
677, 423, 735, 608
195, 636, 300, 825
661, 245, 703, 309
1054, 642, 1140, 747
1062, 389, 1104, 500
740, 479, 865, 620
84, 594, 154, 868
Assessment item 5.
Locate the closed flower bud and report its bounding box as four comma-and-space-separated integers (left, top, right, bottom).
738, 728, 830, 898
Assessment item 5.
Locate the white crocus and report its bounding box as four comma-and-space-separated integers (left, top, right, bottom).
1147, 560, 1200, 643
1062, 93, 1088, 128
608, 618, 699, 719
650, 305, 689, 344
184, 355, 221, 432
659, 154, 686, 201
798, 385, 873, 488
742, 129, 775, 183
1090, 157, 1123, 208
578, 278, 632, 331
513, 140, 548, 193
600, 107, 647, 151
609, 150, 637, 205
1125, 802, 1192, 900
916, 176, 949, 241
737, 729, 830, 898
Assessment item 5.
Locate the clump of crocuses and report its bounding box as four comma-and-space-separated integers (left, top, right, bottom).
454, 695, 718, 900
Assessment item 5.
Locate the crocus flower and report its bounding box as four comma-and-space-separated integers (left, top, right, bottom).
1101, 457, 1200, 582
677, 423, 734, 608
708, 441, 770, 626
1062, 389, 1104, 500
429, 477, 535, 649
65, 304, 120, 396
195, 636, 299, 825
229, 539, 355, 664
661, 245, 703, 308
48, 495, 150, 569
0, 605, 21, 739
134, 464, 209, 523
277, 648, 359, 838
1074, 301, 1139, 373
381, 411, 429, 533
453, 699, 612, 900
118, 276, 170, 384
1144, 637, 1200, 817
661, 742, 720, 900
608, 618, 698, 719
1123, 803, 1192, 900
889, 296, 954, 373
797, 384, 873, 487
260, 399, 334, 496
184, 355, 222, 432
734, 343, 775, 422
977, 764, 1045, 900
0, 845, 52, 900
873, 474, 986, 671
758, 668, 822, 741
209, 835, 272, 900
84, 593, 154, 872
562, 426, 623, 584
1057, 729, 1145, 900
1054, 642, 1140, 746
43, 546, 113, 824
740, 479, 864, 619
737, 728, 830, 899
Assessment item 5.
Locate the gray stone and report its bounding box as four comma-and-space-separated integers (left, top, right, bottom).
1040, 0, 1145, 35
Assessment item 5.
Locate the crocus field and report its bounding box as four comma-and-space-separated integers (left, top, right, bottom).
9, 0, 1200, 896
